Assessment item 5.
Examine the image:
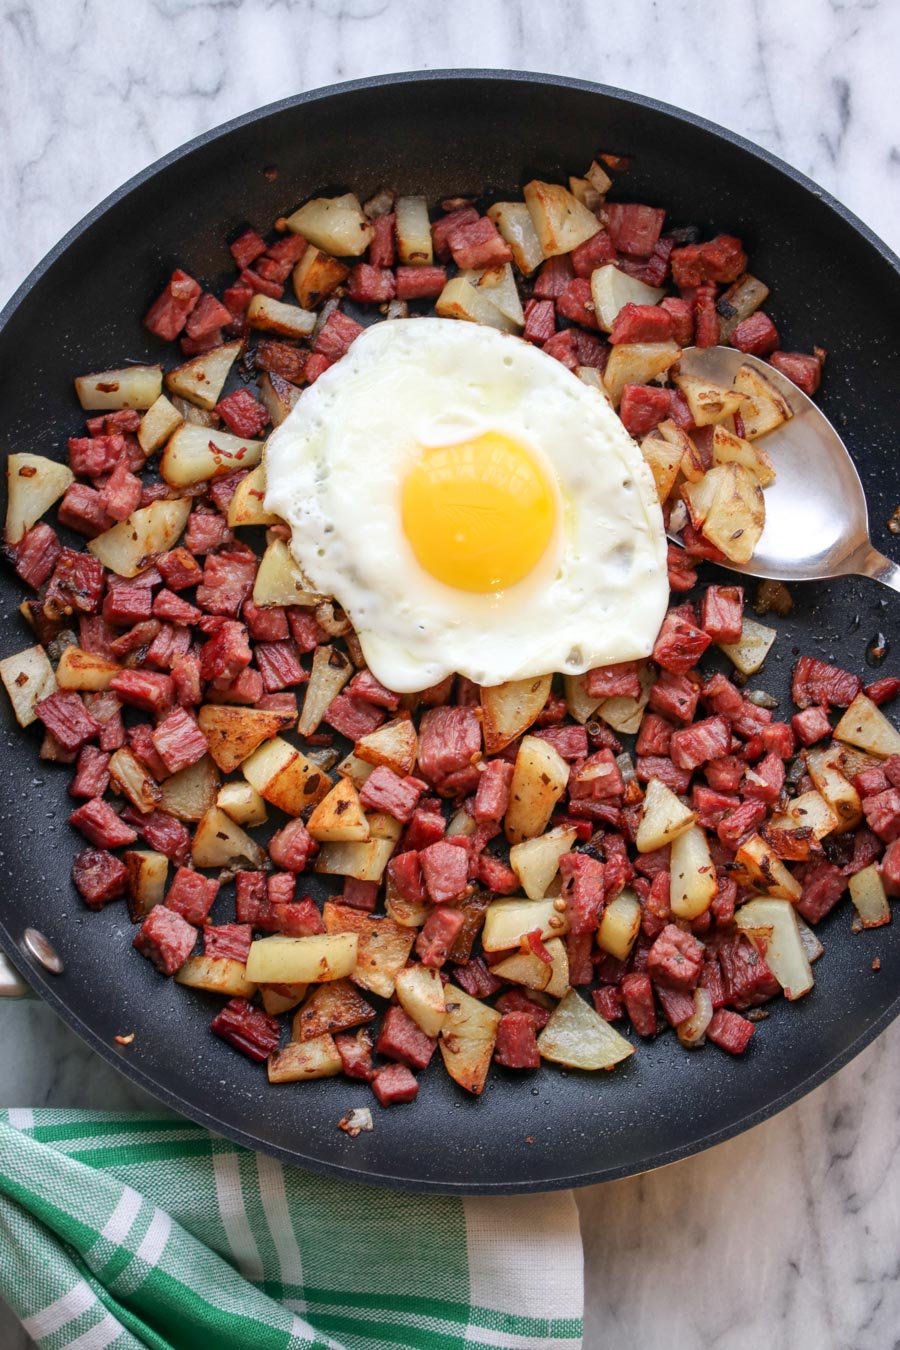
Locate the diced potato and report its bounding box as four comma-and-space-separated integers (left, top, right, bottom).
486, 201, 544, 274
191, 806, 266, 870
797, 914, 824, 963
336, 751, 375, 788
538, 990, 634, 1071
805, 748, 862, 833
226, 464, 279, 527
395, 964, 447, 1038
284, 192, 374, 257
88, 499, 191, 578
355, 716, 418, 776
718, 617, 777, 676
711, 425, 776, 488
0, 647, 59, 728
834, 694, 900, 759
768, 790, 839, 841
74, 364, 162, 411
590, 264, 664, 332
384, 892, 432, 928
509, 825, 578, 900
687, 463, 765, 566
108, 747, 162, 814
315, 833, 396, 884
159, 755, 220, 822
544, 937, 570, 999
123, 849, 168, 919
641, 430, 683, 504
175, 956, 257, 1000
481, 674, 552, 754
568, 175, 602, 211
198, 705, 295, 773
523, 180, 601, 257
164, 341, 241, 411
297, 645, 353, 736
307, 777, 370, 842
253, 538, 323, 608
504, 735, 570, 844
848, 864, 891, 929
292, 978, 375, 1041
246, 294, 316, 339
489, 949, 552, 992
322, 902, 414, 998
673, 372, 748, 427
55, 645, 119, 692
735, 897, 815, 999
160, 423, 264, 487
395, 195, 433, 265
138, 394, 183, 456
242, 736, 331, 812
170, 395, 217, 428
732, 833, 802, 901
5, 453, 74, 544
482, 896, 568, 953
732, 363, 793, 440
597, 889, 642, 960
716, 274, 770, 342
460, 264, 524, 327
247, 932, 358, 985
598, 663, 653, 736
576, 366, 612, 404
292, 247, 349, 309
669, 826, 718, 920
586, 160, 614, 196
435, 277, 519, 333
439, 986, 501, 1095
635, 777, 697, 853
603, 341, 682, 407
563, 672, 602, 725
268, 1035, 343, 1083
259, 982, 309, 1016
257, 371, 302, 427
217, 780, 268, 827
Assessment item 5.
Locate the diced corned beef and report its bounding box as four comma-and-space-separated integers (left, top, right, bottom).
69, 745, 111, 799
165, 866, 219, 925
742, 752, 785, 804
235, 870, 266, 924
206, 667, 264, 705
240, 265, 284, 299
369, 212, 396, 267
670, 716, 731, 772
473, 759, 515, 822
419, 840, 469, 905
241, 600, 288, 642
880, 838, 900, 896
85, 409, 141, 435
253, 256, 291, 285
592, 985, 625, 1021
268, 820, 317, 873
533, 725, 589, 764
347, 263, 396, 303
210, 997, 280, 1061
791, 706, 832, 747
69, 798, 138, 849
702, 672, 744, 721
855, 766, 890, 798
265, 233, 309, 267
699, 585, 744, 644
620, 973, 657, 1035
230, 228, 267, 270
453, 954, 503, 999
417, 705, 482, 796
314, 310, 364, 362
660, 295, 694, 346
340, 674, 396, 716
796, 861, 847, 922
148, 706, 207, 775
732, 311, 779, 356
619, 385, 672, 436
647, 924, 705, 991
792, 655, 861, 709
400, 803, 446, 853
102, 583, 153, 626
635, 756, 692, 795
514, 301, 552, 355
255, 340, 308, 384
706, 1007, 754, 1054
281, 610, 322, 654
586, 660, 643, 700
185, 292, 233, 340
125, 808, 191, 864
387, 851, 426, 905
570, 750, 625, 801
532, 255, 575, 302
605, 204, 665, 258
126, 724, 168, 781
145, 621, 192, 669
671, 235, 747, 290
769, 350, 822, 396
692, 786, 740, 829
57, 483, 114, 538
262, 895, 324, 937
885, 758, 900, 790
653, 611, 712, 674
255, 641, 307, 692
862, 788, 900, 843
692, 284, 720, 348
493, 1012, 541, 1069
67, 432, 125, 478
376, 1005, 437, 1070
542, 326, 608, 371
718, 933, 780, 1008
85, 692, 125, 751
371, 1062, 418, 1107
570, 228, 617, 277
180, 330, 223, 357
556, 278, 599, 329
411, 905, 461, 969
78, 616, 115, 658
195, 549, 256, 617
14, 523, 61, 589
491, 991, 549, 1029
185, 513, 230, 558
158, 547, 203, 592
109, 669, 173, 715
341, 878, 379, 911
447, 215, 512, 269
325, 694, 385, 740
655, 984, 695, 1027
134, 903, 197, 975
203, 923, 253, 963
758, 722, 795, 760
559, 852, 605, 935
198, 621, 251, 685
716, 799, 767, 850
171, 655, 202, 708
609, 303, 673, 345
216, 388, 270, 439
335, 1028, 375, 1082
36, 691, 99, 752
72, 848, 127, 909
258, 692, 297, 715
151, 589, 200, 626
359, 767, 425, 823
636, 714, 673, 757
865, 676, 900, 706
475, 853, 519, 895
431, 206, 480, 260
144, 269, 201, 340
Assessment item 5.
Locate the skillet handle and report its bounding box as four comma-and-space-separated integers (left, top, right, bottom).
854, 547, 900, 593
0, 949, 33, 999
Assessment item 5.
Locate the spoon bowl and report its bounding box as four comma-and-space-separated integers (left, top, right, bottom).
672, 347, 900, 592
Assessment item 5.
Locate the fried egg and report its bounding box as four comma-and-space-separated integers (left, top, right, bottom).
263, 317, 667, 692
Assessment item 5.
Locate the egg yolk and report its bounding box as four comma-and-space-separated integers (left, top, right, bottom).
401, 432, 557, 593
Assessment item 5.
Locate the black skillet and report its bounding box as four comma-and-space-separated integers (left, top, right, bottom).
1, 71, 899, 1194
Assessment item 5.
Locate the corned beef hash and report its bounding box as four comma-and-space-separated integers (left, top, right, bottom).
2, 154, 898, 1112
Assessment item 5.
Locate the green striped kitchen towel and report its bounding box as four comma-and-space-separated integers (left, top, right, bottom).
0, 1110, 583, 1350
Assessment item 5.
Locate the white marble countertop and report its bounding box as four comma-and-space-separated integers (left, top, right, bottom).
2, 2, 900, 1346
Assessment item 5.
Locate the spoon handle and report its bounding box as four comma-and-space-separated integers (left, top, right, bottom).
854, 547, 900, 594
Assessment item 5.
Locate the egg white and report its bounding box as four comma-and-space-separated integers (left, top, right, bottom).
263, 317, 668, 692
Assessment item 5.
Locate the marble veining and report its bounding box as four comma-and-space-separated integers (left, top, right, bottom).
2, 2, 900, 1347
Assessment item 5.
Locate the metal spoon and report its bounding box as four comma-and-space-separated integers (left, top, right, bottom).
670, 346, 900, 592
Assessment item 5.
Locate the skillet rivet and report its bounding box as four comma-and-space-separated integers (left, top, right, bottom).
23, 928, 64, 975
